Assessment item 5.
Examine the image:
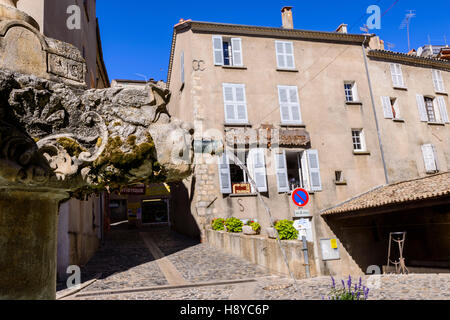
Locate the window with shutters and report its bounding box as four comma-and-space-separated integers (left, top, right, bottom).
432, 70, 445, 93
212, 36, 243, 67
344, 81, 359, 102
219, 148, 267, 194
416, 95, 449, 124
351, 129, 366, 152
421, 144, 439, 174
381, 96, 402, 120
278, 86, 302, 124
275, 150, 322, 193
390, 63, 406, 88
222, 83, 248, 124
275, 41, 295, 70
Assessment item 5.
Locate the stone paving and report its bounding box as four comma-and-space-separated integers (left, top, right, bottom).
59, 225, 450, 300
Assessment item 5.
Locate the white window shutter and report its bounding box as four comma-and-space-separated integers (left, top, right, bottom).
275, 151, 290, 192
218, 152, 232, 194
390, 64, 397, 86
432, 70, 445, 92
181, 51, 185, 84
212, 36, 224, 66
285, 42, 295, 69
306, 149, 322, 192
300, 152, 310, 190
276, 41, 285, 68
278, 86, 290, 122
416, 94, 428, 122
390, 63, 404, 87
231, 38, 243, 67
249, 149, 267, 192
437, 96, 449, 123
223, 84, 248, 124
421, 144, 437, 173
289, 87, 302, 122
381, 96, 393, 119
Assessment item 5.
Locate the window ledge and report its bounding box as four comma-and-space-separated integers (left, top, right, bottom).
345, 101, 363, 106
427, 122, 446, 126
393, 118, 405, 123
393, 86, 408, 91
435, 91, 448, 96
222, 65, 247, 70
229, 193, 258, 198
224, 123, 252, 127
334, 181, 347, 185
276, 68, 299, 72
280, 123, 306, 128
353, 150, 371, 155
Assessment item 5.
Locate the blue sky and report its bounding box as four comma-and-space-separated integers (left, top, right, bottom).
97, 0, 450, 83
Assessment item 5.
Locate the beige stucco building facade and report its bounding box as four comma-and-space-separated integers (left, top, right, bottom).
167, 9, 450, 276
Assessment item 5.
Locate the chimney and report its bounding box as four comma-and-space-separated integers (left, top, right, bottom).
336, 23, 348, 34
281, 6, 294, 29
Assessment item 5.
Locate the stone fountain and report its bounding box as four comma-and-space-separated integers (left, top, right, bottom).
0, 1, 193, 299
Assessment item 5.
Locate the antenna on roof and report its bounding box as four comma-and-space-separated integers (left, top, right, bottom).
134, 73, 148, 82
399, 10, 416, 51
385, 42, 396, 51
444, 35, 448, 47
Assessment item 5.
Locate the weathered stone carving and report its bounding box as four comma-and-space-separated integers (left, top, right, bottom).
0, 69, 193, 192
0, 2, 195, 300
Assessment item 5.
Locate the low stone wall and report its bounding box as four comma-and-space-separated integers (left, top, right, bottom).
205, 229, 317, 279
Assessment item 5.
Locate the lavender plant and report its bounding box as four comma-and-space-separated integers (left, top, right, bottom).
324, 275, 369, 300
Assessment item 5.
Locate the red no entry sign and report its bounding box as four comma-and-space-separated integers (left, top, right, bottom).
292, 188, 309, 207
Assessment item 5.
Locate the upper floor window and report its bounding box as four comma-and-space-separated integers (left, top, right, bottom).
432, 69, 445, 93
381, 96, 402, 120
222, 83, 248, 124
275, 150, 322, 193
421, 144, 439, 174
218, 149, 267, 194
416, 94, 449, 124
213, 36, 243, 67
275, 41, 295, 69
351, 129, 366, 152
278, 86, 302, 124
390, 63, 405, 88
344, 81, 358, 102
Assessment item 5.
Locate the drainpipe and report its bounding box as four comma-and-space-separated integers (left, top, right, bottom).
302, 236, 311, 278
362, 36, 389, 185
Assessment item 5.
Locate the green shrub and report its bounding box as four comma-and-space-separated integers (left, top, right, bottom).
211, 218, 226, 231
225, 217, 243, 233
250, 222, 261, 234
274, 220, 298, 240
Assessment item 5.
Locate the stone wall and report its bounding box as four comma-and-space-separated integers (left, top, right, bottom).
205, 229, 317, 279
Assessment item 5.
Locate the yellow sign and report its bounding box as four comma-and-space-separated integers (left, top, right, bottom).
330, 239, 338, 249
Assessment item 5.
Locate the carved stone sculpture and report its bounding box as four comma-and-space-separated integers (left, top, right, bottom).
0, 2, 194, 299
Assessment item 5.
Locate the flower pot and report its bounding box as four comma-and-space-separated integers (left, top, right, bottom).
266, 227, 278, 239
243, 225, 256, 235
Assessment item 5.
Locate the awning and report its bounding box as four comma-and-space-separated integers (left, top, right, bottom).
321, 172, 450, 218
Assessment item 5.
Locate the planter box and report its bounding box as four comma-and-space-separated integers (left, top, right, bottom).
206, 229, 316, 279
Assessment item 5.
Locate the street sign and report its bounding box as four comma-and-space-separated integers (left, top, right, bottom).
291, 188, 309, 207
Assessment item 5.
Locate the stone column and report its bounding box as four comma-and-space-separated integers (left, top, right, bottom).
0, 189, 67, 299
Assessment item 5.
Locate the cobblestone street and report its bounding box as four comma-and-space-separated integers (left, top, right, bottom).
57, 225, 450, 300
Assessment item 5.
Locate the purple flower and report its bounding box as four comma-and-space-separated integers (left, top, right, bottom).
347, 275, 352, 292
364, 287, 370, 300
331, 276, 336, 288
358, 277, 362, 290
341, 279, 345, 288
357, 291, 361, 300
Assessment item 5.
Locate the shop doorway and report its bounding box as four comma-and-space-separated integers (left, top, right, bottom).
141, 199, 169, 225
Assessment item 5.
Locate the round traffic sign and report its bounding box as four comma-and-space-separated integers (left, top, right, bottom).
292, 188, 309, 207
